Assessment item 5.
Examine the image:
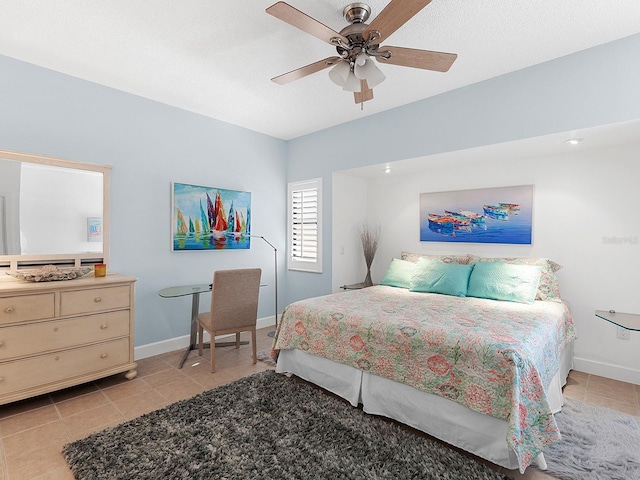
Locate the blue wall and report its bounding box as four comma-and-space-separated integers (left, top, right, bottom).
0, 55, 287, 347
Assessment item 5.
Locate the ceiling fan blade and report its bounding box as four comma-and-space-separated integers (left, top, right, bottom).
272, 56, 342, 85
266, 2, 348, 45
377, 46, 457, 72
364, 0, 432, 44
354, 79, 374, 104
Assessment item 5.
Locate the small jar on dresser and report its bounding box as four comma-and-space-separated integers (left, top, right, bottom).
0, 272, 137, 405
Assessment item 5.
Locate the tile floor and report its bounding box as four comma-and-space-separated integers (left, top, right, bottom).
0, 328, 637, 480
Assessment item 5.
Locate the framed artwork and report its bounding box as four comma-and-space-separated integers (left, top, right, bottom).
172, 182, 251, 251
420, 185, 533, 244
87, 217, 102, 242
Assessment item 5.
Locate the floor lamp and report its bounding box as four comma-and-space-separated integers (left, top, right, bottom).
248, 235, 278, 337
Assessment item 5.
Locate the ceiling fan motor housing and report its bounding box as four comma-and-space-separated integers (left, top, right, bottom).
337, 3, 381, 62
343, 3, 371, 23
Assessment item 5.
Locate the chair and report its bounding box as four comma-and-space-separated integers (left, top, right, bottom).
197, 268, 262, 373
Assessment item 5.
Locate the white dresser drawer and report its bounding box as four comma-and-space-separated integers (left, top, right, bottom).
0, 310, 130, 361
0, 337, 131, 395
60, 285, 130, 316
0, 293, 55, 326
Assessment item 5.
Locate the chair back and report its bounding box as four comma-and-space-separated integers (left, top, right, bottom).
210, 268, 261, 331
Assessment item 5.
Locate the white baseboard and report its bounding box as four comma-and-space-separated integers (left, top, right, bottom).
134, 316, 276, 360
573, 356, 640, 386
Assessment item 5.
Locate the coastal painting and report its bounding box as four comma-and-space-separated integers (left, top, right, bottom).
172, 182, 251, 251
420, 185, 533, 244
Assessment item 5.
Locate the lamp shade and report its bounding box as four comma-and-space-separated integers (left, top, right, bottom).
354, 56, 386, 88
342, 71, 362, 92
329, 61, 351, 86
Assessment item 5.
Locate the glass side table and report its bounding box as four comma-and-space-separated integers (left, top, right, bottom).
340, 282, 368, 290
595, 310, 640, 331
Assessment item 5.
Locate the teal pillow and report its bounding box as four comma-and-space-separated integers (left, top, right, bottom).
409, 258, 473, 297
379, 258, 416, 289
467, 262, 542, 304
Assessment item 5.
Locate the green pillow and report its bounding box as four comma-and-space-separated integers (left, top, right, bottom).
379, 258, 416, 289
467, 262, 542, 304
409, 258, 473, 297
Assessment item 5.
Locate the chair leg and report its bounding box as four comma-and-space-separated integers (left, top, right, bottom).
198, 325, 204, 356
235, 332, 240, 349
251, 328, 257, 365
210, 341, 216, 373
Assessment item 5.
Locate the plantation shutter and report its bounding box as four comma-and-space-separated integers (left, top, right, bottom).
288, 178, 322, 273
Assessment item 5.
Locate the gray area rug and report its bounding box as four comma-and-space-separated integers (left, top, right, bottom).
256, 349, 276, 366
63, 370, 509, 480
541, 398, 640, 480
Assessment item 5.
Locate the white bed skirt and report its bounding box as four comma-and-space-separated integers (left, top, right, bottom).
276, 341, 574, 470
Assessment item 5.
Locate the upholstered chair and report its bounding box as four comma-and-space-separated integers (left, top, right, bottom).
197, 268, 261, 372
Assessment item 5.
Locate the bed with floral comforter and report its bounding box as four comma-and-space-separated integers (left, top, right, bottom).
272, 285, 576, 472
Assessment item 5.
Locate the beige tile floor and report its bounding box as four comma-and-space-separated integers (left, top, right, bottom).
0, 328, 637, 480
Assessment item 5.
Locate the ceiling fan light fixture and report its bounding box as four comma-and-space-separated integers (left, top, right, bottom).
354, 56, 386, 87
342, 71, 362, 92
355, 53, 367, 67
329, 61, 351, 86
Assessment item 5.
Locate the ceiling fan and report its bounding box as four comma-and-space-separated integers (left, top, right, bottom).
266, 0, 457, 105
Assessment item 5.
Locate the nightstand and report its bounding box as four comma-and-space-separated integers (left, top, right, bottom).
340, 282, 372, 290
595, 310, 640, 332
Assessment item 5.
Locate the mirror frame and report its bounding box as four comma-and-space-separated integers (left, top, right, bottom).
0, 149, 110, 271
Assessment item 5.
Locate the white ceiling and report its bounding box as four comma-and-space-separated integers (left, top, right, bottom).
1, 1, 640, 140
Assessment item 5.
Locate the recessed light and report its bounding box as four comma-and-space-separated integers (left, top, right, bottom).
384, 166, 391, 173
565, 138, 583, 145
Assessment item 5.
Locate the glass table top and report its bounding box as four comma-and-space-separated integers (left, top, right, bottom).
158, 283, 267, 298
158, 284, 211, 298
595, 310, 640, 331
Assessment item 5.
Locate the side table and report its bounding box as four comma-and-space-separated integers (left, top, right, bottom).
340, 282, 373, 290
595, 310, 640, 335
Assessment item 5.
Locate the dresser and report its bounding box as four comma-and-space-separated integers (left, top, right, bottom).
0, 273, 137, 405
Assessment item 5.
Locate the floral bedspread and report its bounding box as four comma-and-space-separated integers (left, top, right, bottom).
272, 285, 576, 472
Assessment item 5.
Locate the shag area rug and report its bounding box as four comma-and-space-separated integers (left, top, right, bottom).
541, 398, 640, 480
63, 370, 509, 480
256, 349, 276, 367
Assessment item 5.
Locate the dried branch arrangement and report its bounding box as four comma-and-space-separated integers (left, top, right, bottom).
357, 222, 381, 286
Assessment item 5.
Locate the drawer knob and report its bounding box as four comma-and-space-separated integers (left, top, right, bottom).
100, 324, 108, 330
0, 377, 4, 382
94, 297, 102, 303
100, 353, 108, 359
54, 356, 59, 361
4, 307, 14, 313
0, 340, 4, 347
53, 327, 59, 332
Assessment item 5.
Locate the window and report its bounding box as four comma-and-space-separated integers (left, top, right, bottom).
288, 178, 322, 273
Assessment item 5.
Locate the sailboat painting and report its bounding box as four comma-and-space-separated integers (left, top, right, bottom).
172, 182, 251, 251
420, 185, 533, 244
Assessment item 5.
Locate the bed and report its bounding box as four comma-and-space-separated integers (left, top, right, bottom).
272, 253, 577, 473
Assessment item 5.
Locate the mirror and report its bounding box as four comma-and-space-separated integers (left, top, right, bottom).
0, 149, 110, 270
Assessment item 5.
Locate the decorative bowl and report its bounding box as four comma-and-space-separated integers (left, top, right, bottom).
6, 265, 92, 282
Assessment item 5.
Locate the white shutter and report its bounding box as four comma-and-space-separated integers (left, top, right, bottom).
288, 178, 322, 273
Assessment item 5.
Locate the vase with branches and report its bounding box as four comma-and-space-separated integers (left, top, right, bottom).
357, 222, 381, 287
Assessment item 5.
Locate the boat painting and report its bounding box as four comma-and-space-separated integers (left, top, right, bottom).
172, 182, 251, 251
420, 185, 533, 244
